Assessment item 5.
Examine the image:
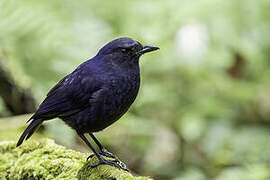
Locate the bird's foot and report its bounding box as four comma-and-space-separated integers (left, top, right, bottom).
91, 158, 129, 172
100, 148, 128, 170
86, 148, 115, 160
100, 148, 117, 158
86, 149, 117, 161
86, 148, 129, 171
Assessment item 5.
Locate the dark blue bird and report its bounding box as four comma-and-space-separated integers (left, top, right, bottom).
17, 37, 159, 170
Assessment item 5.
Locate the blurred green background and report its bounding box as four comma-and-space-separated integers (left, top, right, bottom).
0, 0, 270, 179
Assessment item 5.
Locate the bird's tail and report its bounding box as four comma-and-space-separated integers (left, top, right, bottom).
16, 118, 43, 147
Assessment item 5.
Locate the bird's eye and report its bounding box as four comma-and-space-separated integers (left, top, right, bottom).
121, 48, 127, 53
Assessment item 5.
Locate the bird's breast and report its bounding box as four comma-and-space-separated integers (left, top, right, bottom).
101, 73, 140, 120
66, 71, 141, 133
110, 74, 140, 107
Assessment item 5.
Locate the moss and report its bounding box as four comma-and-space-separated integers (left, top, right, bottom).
0, 139, 152, 180
78, 158, 152, 180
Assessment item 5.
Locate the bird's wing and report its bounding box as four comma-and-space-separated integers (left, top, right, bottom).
30, 66, 102, 120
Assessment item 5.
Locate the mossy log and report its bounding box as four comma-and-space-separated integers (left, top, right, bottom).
0, 139, 152, 180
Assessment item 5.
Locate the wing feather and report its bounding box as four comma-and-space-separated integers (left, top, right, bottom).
30, 65, 102, 120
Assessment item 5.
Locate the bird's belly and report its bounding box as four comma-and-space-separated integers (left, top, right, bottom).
93, 88, 138, 131
63, 83, 139, 133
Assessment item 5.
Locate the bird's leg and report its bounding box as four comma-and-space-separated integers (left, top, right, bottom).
77, 132, 128, 171
89, 133, 115, 158
89, 133, 129, 171
77, 132, 103, 161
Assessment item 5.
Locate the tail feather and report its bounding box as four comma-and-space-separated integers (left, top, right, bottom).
16, 119, 43, 147
25, 122, 42, 140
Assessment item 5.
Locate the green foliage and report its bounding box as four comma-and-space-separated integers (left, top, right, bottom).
0, 0, 270, 179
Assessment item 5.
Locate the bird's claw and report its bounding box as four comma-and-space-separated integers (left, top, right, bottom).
110, 159, 129, 171
100, 148, 129, 171
100, 148, 115, 158
86, 148, 129, 171
91, 158, 129, 171
87, 154, 95, 161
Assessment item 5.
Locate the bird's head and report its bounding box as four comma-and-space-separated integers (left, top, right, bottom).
97, 37, 159, 65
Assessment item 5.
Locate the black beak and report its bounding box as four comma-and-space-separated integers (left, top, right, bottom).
137, 45, 159, 56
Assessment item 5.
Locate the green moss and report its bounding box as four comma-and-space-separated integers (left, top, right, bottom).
0, 139, 152, 180
78, 158, 152, 180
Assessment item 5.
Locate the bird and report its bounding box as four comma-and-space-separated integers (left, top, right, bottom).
16, 37, 159, 171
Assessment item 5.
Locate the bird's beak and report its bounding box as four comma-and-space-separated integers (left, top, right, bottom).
137, 45, 160, 56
